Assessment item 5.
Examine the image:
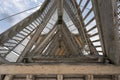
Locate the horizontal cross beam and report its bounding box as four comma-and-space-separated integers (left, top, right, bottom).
0, 64, 119, 75
31, 56, 102, 63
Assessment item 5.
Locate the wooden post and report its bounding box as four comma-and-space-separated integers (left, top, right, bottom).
57, 75, 63, 80
85, 75, 93, 80
0, 75, 2, 80
4, 75, 13, 80
93, 0, 120, 65
118, 75, 120, 80
113, 75, 120, 80
26, 75, 34, 80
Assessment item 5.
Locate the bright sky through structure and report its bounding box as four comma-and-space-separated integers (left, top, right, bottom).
0, 0, 103, 62
0, 0, 44, 34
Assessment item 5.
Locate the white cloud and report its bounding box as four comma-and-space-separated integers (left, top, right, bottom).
34, 0, 38, 3
0, 0, 44, 33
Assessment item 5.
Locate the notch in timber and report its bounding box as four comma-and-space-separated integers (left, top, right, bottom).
57, 16, 63, 24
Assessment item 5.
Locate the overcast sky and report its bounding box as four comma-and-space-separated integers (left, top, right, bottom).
0, 0, 44, 34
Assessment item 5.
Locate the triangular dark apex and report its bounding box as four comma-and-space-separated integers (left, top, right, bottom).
57, 16, 63, 24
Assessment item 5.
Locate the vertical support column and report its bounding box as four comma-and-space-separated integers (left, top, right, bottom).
0, 75, 2, 80
4, 75, 13, 80
93, 0, 120, 65
57, 0, 63, 16
26, 75, 34, 80
57, 0, 63, 24
57, 75, 63, 80
113, 75, 119, 80
118, 75, 120, 80
113, 75, 120, 80
85, 75, 93, 80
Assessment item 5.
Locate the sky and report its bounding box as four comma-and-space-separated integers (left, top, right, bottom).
0, 0, 44, 34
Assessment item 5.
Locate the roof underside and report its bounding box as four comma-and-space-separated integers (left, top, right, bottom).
0, 0, 119, 65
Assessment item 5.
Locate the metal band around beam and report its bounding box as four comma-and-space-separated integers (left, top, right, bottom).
0, 64, 119, 75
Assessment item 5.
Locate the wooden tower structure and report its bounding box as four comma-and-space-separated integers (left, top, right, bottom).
0, 0, 120, 80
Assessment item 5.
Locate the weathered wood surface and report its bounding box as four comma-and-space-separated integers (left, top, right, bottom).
0, 64, 119, 75
93, 0, 120, 65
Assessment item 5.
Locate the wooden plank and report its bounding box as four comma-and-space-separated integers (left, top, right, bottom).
0, 64, 119, 75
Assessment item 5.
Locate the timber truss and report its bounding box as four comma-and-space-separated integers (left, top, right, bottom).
0, 0, 120, 80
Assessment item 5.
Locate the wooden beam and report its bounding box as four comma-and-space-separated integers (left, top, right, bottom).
62, 37, 75, 56
0, 64, 119, 75
33, 27, 58, 55
28, 27, 58, 57
64, 2, 85, 46
62, 23, 82, 54
62, 24, 81, 55
0, 56, 9, 63
57, 0, 63, 16
64, 1, 99, 55
31, 55, 102, 63
93, 0, 120, 64
28, 36, 59, 62
17, 3, 57, 62
41, 34, 59, 56
35, 35, 46, 46
49, 42, 59, 56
